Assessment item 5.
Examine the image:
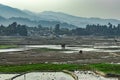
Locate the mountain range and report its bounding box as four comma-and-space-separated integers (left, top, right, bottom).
0, 4, 120, 29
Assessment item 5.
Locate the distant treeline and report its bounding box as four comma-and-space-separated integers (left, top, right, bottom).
52, 23, 120, 36
0, 22, 27, 36
1, 22, 120, 36
72, 23, 120, 36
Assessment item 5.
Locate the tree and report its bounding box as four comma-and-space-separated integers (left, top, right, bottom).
6, 22, 17, 35
38, 24, 42, 30
54, 24, 60, 35
0, 25, 5, 35
17, 25, 28, 36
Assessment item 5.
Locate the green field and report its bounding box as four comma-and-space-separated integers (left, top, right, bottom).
0, 63, 119, 74
0, 45, 18, 49
90, 63, 120, 74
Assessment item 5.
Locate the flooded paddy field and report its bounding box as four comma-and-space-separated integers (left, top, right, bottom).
0, 74, 18, 80
0, 36, 120, 80
0, 44, 120, 64
0, 71, 118, 80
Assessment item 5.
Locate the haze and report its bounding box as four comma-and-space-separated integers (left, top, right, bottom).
0, 0, 120, 19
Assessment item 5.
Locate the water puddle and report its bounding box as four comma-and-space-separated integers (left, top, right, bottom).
0, 71, 118, 80
0, 45, 120, 53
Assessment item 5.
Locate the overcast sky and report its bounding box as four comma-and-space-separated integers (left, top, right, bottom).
0, 0, 120, 19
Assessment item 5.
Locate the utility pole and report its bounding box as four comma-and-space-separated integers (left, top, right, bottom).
24, 74, 26, 80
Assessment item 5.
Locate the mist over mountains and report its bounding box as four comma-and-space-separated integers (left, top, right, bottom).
0, 4, 120, 29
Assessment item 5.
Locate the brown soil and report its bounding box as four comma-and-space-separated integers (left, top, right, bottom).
0, 36, 120, 65
0, 49, 119, 65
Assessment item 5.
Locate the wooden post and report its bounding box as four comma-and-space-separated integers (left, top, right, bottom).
118, 77, 120, 80
61, 44, 66, 49
24, 74, 26, 80
79, 50, 83, 54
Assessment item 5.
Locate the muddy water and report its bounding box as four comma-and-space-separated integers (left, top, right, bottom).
0, 45, 120, 53
13, 72, 74, 80
0, 71, 118, 80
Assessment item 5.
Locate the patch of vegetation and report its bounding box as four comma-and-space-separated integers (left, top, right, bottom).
90, 63, 120, 74
0, 64, 82, 73
0, 45, 18, 49
0, 63, 119, 74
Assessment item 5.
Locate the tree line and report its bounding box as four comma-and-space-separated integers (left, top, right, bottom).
0, 22, 27, 36
1, 22, 120, 36
54, 23, 120, 36
86, 23, 120, 36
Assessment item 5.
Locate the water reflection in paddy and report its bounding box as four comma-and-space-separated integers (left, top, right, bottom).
0, 45, 120, 53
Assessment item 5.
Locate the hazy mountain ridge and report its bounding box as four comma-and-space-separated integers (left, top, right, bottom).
0, 16, 6, 21
0, 16, 77, 29
39, 11, 120, 27
0, 4, 31, 18
0, 4, 120, 28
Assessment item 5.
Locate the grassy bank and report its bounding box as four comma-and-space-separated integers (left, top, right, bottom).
0, 45, 18, 49
0, 63, 119, 74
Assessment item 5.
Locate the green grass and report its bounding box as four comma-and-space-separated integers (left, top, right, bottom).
0, 64, 91, 73
90, 63, 120, 74
31, 48, 72, 52
0, 45, 18, 49
0, 63, 119, 74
